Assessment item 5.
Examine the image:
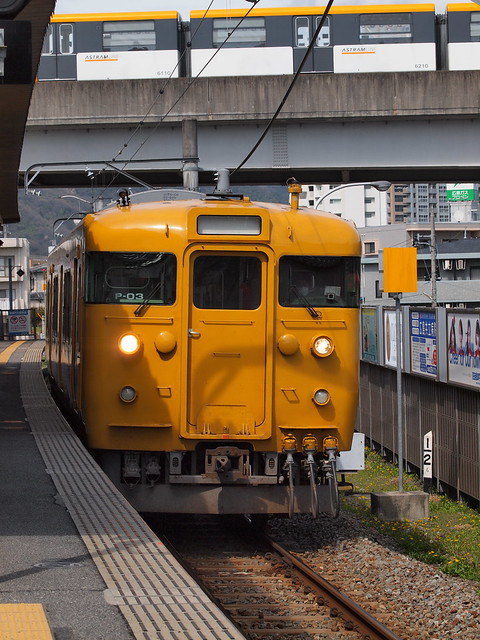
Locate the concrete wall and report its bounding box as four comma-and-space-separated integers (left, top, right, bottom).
28, 71, 480, 127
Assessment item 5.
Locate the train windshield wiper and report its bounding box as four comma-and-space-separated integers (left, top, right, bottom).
134, 280, 164, 316
290, 286, 319, 319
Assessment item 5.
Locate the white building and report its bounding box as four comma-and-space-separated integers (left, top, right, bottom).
0, 237, 30, 311
300, 183, 388, 227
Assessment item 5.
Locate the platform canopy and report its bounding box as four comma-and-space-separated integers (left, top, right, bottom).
0, 0, 56, 223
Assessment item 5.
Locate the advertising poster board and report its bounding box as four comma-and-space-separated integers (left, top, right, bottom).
361, 307, 378, 362
410, 310, 437, 377
447, 312, 480, 388
383, 308, 402, 368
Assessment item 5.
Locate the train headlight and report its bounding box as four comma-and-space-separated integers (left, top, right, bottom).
313, 388, 330, 406
311, 335, 334, 358
118, 333, 141, 355
120, 386, 137, 403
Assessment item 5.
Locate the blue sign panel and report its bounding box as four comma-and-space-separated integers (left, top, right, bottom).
410, 310, 437, 377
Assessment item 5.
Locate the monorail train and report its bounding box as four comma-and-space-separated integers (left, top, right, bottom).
37, 3, 480, 80
45, 178, 361, 517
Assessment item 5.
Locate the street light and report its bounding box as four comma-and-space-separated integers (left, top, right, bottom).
314, 181, 391, 209
7, 258, 25, 310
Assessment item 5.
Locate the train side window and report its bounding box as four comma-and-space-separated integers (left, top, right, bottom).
315, 16, 330, 47
103, 21, 156, 51
295, 17, 310, 48
59, 24, 74, 54
279, 255, 360, 309
42, 24, 54, 55
85, 252, 176, 305
52, 275, 59, 338
470, 13, 480, 41
62, 270, 72, 341
359, 13, 412, 44
212, 17, 266, 48
193, 255, 261, 310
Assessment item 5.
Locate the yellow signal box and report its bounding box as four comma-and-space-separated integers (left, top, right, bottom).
383, 247, 418, 293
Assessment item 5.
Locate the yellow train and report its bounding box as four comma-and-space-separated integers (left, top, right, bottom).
46, 179, 361, 517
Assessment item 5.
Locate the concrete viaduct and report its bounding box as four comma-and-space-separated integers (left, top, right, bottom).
22, 70, 480, 192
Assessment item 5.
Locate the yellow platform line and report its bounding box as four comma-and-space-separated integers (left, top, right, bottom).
0, 604, 53, 639
0, 342, 23, 364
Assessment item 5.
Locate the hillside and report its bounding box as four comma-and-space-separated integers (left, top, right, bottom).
12, 185, 289, 256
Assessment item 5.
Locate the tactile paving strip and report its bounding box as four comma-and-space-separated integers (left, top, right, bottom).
20, 342, 245, 640
0, 603, 53, 640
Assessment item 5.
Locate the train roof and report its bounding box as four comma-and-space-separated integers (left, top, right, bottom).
446, 2, 480, 10
190, 4, 436, 18
51, 12, 179, 23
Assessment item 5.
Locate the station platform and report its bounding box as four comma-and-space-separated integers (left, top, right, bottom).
0, 340, 245, 640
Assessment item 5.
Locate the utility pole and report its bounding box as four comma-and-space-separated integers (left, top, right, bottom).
430, 208, 437, 308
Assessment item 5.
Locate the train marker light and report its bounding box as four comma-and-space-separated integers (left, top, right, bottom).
119, 386, 137, 403
313, 388, 330, 406
118, 333, 141, 355
277, 333, 299, 355
311, 336, 334, 357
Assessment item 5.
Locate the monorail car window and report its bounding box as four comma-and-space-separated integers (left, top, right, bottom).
59, 23, 74, 54
85, 252, 176, 305
359, 14, 413, 44
316, 16, 330, 47
212, 17, 266, 48
103, 21, 156, 51
42, 24, 54, 55
193, 255, 261, 309
294, 17, 330, 48
470, 14, 480, 41
279, 256, 360, 308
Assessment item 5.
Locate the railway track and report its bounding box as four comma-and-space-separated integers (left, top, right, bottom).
146, 514, 403, 640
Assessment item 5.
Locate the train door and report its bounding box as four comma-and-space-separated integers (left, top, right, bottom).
293, 15, 333, 72
184, 248, 271, 439
38, 22, 76, 80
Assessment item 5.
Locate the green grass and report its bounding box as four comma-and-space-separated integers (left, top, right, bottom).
341, 448, 480, 586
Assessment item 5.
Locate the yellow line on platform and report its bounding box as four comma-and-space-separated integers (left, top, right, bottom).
0, 604, 53, 639
0, 342, 23, 364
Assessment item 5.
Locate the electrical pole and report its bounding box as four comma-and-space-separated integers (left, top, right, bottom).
430, 208, 437, 308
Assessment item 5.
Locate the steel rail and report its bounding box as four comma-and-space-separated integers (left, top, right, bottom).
265, 535, 404, 640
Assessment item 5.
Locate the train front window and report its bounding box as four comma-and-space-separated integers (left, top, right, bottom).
279, 256, 360, 309
193, 255, 261, 309
103, 21, 156, 51
85, 252, 176, 305
359, 14, 412, 44
212, 17, 266, 48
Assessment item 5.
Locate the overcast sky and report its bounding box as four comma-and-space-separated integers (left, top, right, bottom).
55, 0, 450, 17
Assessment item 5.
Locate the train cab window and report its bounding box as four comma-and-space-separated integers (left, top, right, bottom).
193, 255, 261, 309
279, 255, 360, 308
359, 14, 413, 44
212, 17, 266, 48
103, 21, 156, 51
59, 24, 74, 54
470, 14, 480, 41
85, 252, 176, 305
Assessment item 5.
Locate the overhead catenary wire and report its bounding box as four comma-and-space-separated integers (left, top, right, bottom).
92, 0, 263, 208
111, 0, 217, 164
112, 0, 262, 168
231, 0, 335, 176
